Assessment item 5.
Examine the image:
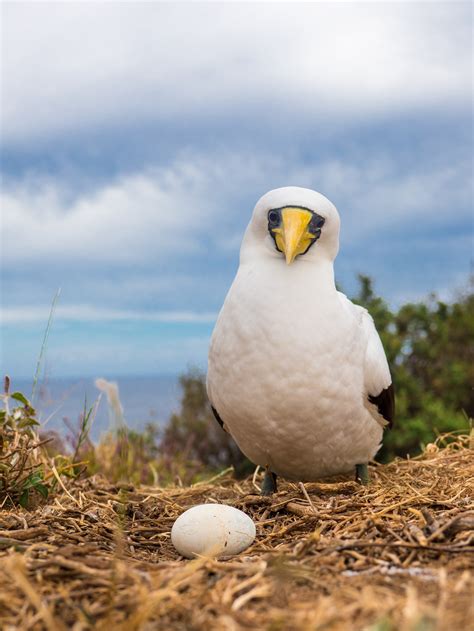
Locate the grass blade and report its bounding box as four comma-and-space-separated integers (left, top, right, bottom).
32, 288, 61, 403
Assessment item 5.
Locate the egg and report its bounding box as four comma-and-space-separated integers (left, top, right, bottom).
171, 503, 256, 559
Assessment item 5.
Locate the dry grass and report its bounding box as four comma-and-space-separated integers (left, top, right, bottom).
0, 434, 472, 631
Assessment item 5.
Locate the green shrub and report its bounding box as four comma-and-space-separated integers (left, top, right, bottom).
352, 275, 472, 460
0, 378, 52, 507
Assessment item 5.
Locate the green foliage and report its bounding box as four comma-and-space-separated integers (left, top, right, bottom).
19, 470, 49, 508
352, 274, 472, 460
0, 378, 99, 507
67, 396, 97, 476
0, 377, 53, 508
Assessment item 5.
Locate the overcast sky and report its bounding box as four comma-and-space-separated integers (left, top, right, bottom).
1, 1, 472, 378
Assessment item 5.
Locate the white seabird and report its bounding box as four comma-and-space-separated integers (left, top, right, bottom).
207, 186, 394, 494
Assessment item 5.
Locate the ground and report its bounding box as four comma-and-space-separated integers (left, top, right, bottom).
0, 436, 472, 631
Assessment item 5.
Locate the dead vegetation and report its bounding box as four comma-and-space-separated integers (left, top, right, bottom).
0, 433, 472, 631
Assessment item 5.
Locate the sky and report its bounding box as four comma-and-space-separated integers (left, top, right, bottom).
1, 1, 472, 379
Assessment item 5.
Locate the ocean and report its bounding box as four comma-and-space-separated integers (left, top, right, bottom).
9, 375, 181, 442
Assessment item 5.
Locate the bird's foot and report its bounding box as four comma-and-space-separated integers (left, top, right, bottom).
261, 469, 277, 496
355, 463, 370, 485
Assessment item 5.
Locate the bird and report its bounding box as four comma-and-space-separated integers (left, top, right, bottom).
207, 186, 394, 495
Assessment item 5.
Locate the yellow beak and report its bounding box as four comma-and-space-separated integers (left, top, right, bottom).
272, 207, 315, 264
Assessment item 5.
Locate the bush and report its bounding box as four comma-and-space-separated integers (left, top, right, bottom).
352, 275, 472, 460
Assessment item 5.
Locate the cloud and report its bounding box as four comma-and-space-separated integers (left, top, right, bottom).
2, 2, 471, 379
2, 148, 471, 270
327, 159, 473, 238
1, 305, 217, 325
2, 2, 471, 145
1, 158, 221, 265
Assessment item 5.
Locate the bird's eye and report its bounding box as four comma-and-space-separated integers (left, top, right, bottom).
268, 210, 280, 226
310, 214, 325, 231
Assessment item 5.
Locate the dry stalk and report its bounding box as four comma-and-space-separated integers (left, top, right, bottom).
0, 434, 472, 631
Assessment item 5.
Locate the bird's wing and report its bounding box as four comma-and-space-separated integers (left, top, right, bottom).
337, 292, 395, 428
211, 405, 229, 433
207, 372, 230, 433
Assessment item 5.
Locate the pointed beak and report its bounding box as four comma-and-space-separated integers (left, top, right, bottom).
280, 208, 313, 264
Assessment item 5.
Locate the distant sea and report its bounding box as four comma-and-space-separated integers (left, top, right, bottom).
10, 375, 181, 442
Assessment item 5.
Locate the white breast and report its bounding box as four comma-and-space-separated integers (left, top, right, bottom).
207, 260, 383, 480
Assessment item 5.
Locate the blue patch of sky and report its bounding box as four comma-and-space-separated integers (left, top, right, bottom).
2, 109, 471, 181
2, 319, 215, 379
2, 3, 472, 381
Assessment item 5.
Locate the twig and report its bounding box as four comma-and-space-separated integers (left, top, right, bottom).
299, 482, 319, 515
252, 465, 261, 492
426, 511, 474, 542
50, 463, 82, 508
6, 555, 67, 631
192, 466, 234, 487
318, 540, 474, 555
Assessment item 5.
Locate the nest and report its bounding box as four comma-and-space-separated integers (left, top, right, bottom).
0, 434, 473, 630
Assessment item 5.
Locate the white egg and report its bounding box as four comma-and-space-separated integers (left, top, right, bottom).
171, 503, 256, 559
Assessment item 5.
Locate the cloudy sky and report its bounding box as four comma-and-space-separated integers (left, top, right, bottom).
1, 2, 472, 378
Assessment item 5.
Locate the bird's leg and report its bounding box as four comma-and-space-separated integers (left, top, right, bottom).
261, 467, 277, 496
355, 463, 369, 485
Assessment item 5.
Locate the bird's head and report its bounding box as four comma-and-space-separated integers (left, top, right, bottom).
242, 186, 340, 265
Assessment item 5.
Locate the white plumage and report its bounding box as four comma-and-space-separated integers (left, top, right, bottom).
207, 186, 393, 482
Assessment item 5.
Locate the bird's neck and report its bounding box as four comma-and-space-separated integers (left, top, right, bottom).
244, 256, 337, 297
308, 258, 336, 288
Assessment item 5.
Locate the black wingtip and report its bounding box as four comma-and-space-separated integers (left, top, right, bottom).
368, 383, 395, 428
211, 405, 225, 430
